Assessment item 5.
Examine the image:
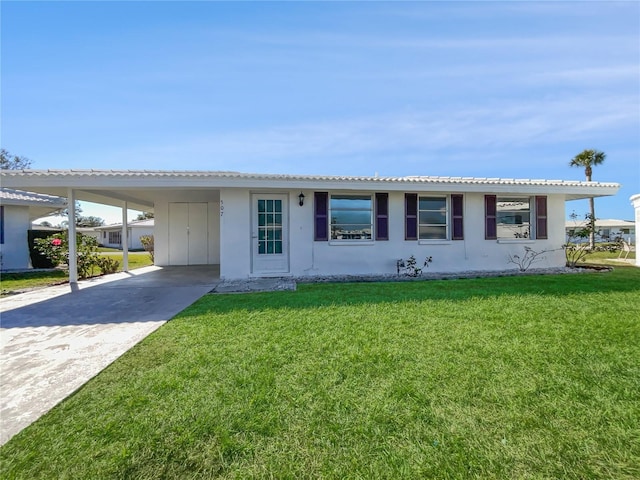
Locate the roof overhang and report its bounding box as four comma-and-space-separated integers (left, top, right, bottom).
0, 169, 621, 207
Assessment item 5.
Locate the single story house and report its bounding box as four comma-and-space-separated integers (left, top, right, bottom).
94, 219, 154, 249
632, 194, 640, 267
0, 170, 620, 281
565, 218, 635, 244
0, 188, 67, 270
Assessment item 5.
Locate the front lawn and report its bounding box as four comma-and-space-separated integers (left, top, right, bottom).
0, 253, 153, 295
1, 268, 639, 478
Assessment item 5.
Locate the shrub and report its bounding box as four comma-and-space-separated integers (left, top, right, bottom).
97, 256, 120, 275
28, 230, 63, 268
34, 232, 102, 279
140, 235, 154, 262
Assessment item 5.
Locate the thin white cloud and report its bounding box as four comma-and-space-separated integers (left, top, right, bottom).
105, 92, 637, 172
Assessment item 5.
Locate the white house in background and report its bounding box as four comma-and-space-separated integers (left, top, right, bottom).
0, 188, 67, 270
631, 194, 640, 267
0, 170, 620, 280
565, 218, 636, 244
94, 219, 154, 249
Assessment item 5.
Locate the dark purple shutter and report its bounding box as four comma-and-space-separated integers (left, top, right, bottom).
451, 194, 464, 240
375, 193, 389, 241
536, 196, 548, 239
314, 192, 328, 241
485, 195, 497, 240
0, 206, 4, 244
405, 193, 417, 240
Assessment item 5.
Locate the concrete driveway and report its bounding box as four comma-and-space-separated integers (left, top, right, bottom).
0, 265, 220, 445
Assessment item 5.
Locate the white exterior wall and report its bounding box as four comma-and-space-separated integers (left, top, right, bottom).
219, 188, 251, 279
1, 205, 32, 270
217, 188, 567, 280
153, 190, 220, 266
303, 191, 565, 277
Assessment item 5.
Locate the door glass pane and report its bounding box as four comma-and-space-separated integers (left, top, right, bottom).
257, 197, 285, 256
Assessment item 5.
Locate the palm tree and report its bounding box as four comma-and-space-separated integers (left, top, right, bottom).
569, 149, 606, 249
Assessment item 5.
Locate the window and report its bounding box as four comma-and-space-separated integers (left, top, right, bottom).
485, 195, 547, 240
330, 195, 372, 240
257, 199, 283, 254
419, 196, 448, 239
108, 231, 122, 245
405, 194, 464, 241
496, 197, 530, 239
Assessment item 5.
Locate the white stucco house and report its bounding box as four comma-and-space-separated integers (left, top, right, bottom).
565, 218, 635, 245
631, 194, 640, 267
0, 170, 620, 281
94, 219, 154, 249
0, 188, 67, 270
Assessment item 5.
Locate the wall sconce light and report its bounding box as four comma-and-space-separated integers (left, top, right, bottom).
298, 192, 305, 206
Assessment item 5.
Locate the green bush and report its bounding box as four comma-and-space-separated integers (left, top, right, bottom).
97, 256, 120, 274
28, 230, 63, 268
34, 232, 102, 279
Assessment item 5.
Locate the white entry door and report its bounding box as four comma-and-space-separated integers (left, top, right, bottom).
169, 202, 208, 265
251, 194, 289, 274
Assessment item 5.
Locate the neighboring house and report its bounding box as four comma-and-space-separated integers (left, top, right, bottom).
94, 219, 154, 249
565, 218, 636, 244
0, 170, 620, 280
0, 188, 67, 270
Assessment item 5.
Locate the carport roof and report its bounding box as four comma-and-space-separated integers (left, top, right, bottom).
0, 169, 621, 208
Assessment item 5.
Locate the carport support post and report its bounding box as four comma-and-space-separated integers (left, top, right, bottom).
122, 202, 129, 272
67, 188, 78, 284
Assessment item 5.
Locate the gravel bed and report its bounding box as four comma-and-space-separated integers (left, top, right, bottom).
294, 266, 611, 284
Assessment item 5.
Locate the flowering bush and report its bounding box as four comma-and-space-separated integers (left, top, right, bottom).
34, 232, 103, 279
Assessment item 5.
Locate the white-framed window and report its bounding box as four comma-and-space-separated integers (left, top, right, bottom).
496, 197, 531, 239
418, 196, 448, 240
108, 231, 122, 245
330, 194, 373, 240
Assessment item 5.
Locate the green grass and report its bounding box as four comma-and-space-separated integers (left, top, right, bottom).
0, 253, 153, 295
0, 270, 68, 294
2, 267, 639, 479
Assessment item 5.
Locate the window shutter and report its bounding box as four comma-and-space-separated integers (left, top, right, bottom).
314, 192, 328, 241
535, 196, 548, 239
375, 193, 389, 241
485, 195, 497, 240
451, 194, 464, 240
405, 193, 418, 240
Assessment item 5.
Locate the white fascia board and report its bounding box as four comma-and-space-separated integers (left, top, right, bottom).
0, 170, 620, 199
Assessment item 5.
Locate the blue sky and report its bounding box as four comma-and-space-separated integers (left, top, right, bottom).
2, 1, 639, 224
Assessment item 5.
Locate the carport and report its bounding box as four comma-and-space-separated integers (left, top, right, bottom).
0, 264, 220, 445
0, 170, 223, 283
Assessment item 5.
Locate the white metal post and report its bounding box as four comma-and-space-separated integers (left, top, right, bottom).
122, 202, 129, 272
67, 188, 78, 284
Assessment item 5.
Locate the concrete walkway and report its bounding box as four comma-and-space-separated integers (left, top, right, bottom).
0, 265, 220, 445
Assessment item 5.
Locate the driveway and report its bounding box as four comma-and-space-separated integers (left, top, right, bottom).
0, 265, 220, 445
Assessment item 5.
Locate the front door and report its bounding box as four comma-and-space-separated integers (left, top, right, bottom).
251, 194, 289, 274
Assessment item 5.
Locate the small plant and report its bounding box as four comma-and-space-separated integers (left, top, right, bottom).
507, 246, 547, 272
97, 256, 120, 275
398, 255, 433, 277
564, 212, 593, 267
140, 235, 154, 263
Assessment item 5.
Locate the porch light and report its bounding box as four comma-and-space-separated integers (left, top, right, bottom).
298, 192, 305, 206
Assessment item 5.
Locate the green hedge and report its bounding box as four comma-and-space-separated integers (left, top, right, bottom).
28, 230, 63, 268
